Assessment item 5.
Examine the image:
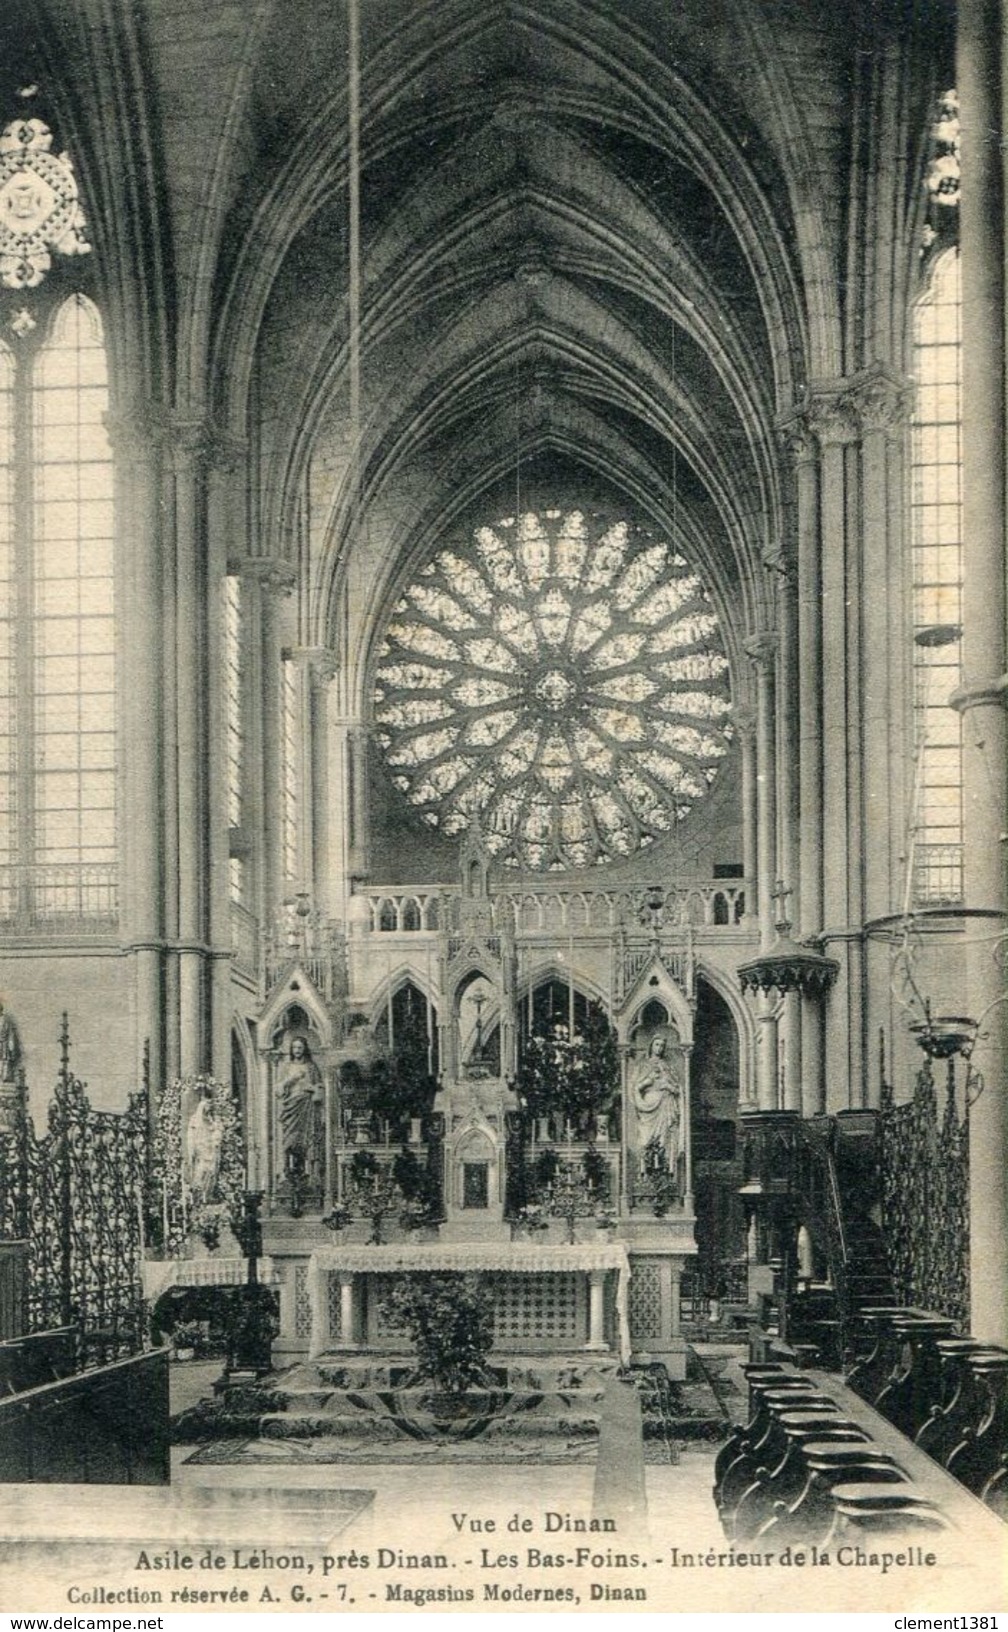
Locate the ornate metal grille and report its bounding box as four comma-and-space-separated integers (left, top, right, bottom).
628, 1260, 663, 1342
491, 1272, 578, 1342
294, 1263, 312, 1338
880, 1053, 969, 1326
0, 1016, 147, 1362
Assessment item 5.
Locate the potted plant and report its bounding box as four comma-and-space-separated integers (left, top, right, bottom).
381, 1273, 494, 1421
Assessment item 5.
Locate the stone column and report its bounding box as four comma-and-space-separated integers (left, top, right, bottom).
288, 647, 339, 914
244, 559, 296, 929
680, 1041, 694, 1213
777, 563, 803, 1112
346, 723, 371, 883
167, 422, 211, 1077
746, 633, 779, 1110
805, 390, 861, 1111
108, 414, 166, 1092
851, 370, 913, 923
586, 1269, 606, 1351
339, 1271, 358, 1348
955, 0, 1008, 1346
851, 370, 914, 1112
206, 444, 247, 1086
783, 419, 827, 1116
732, 705, 758, 925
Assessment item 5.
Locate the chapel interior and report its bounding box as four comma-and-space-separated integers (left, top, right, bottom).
0, 0, 1005, 1574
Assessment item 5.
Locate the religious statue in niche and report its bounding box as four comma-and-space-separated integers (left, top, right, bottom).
277, 1034, 325, 1183
184, 1084, 223, 1203
628, 1031, 683, 1181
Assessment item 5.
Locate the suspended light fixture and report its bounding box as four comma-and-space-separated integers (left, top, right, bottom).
738, 880, 839, 999
908, 1007, 978, 1061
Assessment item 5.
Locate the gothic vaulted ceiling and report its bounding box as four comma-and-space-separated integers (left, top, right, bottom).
5, 0, 948, 711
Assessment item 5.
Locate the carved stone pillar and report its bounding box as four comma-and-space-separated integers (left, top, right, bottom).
207, 443, 247, 1086
241, 558, 297, 927
288, 647, 339, 916
731, 705, 758, 925
346, 722, 371, 884
746, 633, 779, 1111
803, 389, 861, 1112
779, 419, 826, 1116
849, 369, 914, 923
777, 560, 802, 1113
108, 412, 166, 1091
165, 421, 212, 1077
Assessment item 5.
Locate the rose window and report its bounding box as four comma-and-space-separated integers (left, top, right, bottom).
373, 509, 732, 871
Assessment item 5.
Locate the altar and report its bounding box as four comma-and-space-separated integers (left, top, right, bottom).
305, 1240, 632, 1364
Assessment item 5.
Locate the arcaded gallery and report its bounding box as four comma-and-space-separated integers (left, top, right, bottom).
0, 0, 1005, 1589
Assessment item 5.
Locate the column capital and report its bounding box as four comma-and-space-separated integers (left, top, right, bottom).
744, 631, 778, 670
846, 365, 914, 436
799, 383, 860, 448
288, 644, 339, 690
234, 555, 297, 597
775, 412, 819, 467
162, 416, 246, 475
104, 406, 248, 471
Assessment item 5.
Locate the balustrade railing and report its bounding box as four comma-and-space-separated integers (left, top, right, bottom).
355, 878, 752, 936
0, 863, 118, 934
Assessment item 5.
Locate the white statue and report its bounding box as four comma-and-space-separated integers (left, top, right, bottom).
629, 1032, 683, 1174
185, 1087, 223, 1202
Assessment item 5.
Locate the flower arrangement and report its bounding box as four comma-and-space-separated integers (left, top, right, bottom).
381, 1273, 494, 1400
515, 1202, 549, 1234
151, 1074, 245, 1258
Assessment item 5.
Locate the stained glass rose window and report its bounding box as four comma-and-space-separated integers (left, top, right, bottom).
374, 510, 731, 870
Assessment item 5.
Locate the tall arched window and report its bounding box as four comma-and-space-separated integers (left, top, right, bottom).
909, 249, 963, 906
0, 294, 117, 927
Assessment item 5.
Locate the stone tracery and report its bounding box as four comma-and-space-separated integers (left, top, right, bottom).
374, 508, 731, 871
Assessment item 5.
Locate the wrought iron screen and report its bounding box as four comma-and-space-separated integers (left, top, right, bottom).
880, 1053, 969, 1327
0, 1018, 148, 1363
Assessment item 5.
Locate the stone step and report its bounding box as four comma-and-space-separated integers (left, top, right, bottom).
280, 1357, 620, 1394
278, 1384, 608, 1415
257, 1410, 601, 1441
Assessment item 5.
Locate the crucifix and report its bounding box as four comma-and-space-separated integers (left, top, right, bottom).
472, 988, 487, 1064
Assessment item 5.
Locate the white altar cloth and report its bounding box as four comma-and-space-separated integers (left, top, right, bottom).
141, 1254, 276, 1305
307, 1241, 631, 1364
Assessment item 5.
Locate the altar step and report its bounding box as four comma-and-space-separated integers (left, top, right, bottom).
292, 1356, 621, 1392
251, 1354, 621, 1442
